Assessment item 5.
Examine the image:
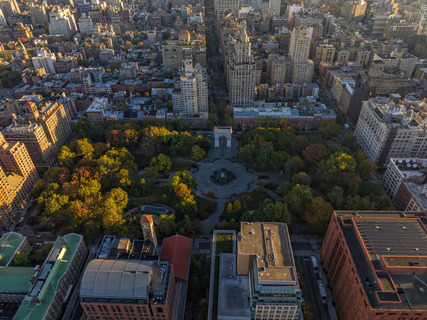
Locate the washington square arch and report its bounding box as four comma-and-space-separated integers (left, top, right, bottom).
213, 127, 232, 148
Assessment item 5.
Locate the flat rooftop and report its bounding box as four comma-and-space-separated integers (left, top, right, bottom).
335, 211, 427, 311
217, 253, 251, 320
238, 222, 296, 284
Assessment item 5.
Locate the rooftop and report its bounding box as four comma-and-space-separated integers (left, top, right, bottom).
217, 253, 251, 320
14, 233, 84, 320
335, 211, 427, 311
80, 259, 153, 299
0, 267, 35, 293
238, 222, 297, 284
159, 235, 192, 281
0, 232, 28, 267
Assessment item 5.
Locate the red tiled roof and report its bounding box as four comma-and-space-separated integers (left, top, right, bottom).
159, 235, 192, 281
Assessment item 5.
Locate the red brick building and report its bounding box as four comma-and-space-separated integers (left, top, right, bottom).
321, 211, 427, 320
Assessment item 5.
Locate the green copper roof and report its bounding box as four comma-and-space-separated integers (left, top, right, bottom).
13, 233, 84, 320
0, 267, 35, 293
0, 232, 27, 267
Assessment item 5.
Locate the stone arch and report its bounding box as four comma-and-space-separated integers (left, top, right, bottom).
214, 127, 232, 148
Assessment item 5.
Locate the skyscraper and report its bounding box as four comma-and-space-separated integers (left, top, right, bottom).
226, 22, 256, 107
288, 27, 314, 84
0, 132, 38, 230
172, 57, 209, 114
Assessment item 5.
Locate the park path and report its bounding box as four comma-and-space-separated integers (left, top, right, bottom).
202, 199, 226, 234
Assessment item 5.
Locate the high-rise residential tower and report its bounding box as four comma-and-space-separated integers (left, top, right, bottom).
226, 22, 256, 107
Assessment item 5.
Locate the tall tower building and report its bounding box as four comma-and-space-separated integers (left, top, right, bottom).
226, 22, 256, 107
48, 6, 78, 40
2, 122, 56, 168
140, 214, 158, 249
289, 27, 310, 63
25, 101, 73, 150
0, 132, 38, 230
172, 57, 209, 114
29, 3, 48, 27
289, 27, 314, 84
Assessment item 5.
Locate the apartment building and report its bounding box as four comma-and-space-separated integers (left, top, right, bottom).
354, 96, 427, 166
321, 211, 427, 320
226, 22, 256, 108
172, 57, 208, 114
2, 122, 56, 168
25, 101, 72, 150
0, 132, 38, 230
288, 28, 314, 84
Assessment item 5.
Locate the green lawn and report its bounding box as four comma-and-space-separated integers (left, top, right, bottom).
216, 233, 233, 254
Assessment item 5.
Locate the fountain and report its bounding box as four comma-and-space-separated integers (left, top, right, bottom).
211, 168, 236, 185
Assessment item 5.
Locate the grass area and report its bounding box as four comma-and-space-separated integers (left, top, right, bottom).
171, 156, 195, 171
196, 196, 217, 220
212, 256, 219, 320
238, 187, 272, 210
216, 233, 233, 254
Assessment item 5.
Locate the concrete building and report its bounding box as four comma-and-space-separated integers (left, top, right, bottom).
32, 49, 56, 74
419, 4, 427, 35
140, 215, 158, 251
14, 233, 88, 320
321, 211, 427, 320
2, 122, 56, 168
25, 101, 72, 150
214, 0, 239, 18
266, 54, 292, 86
383, 158, 427, 202
354, 96, 427, 166
341, 0, 367, 23
49, 7, 78, 40
172, 57, 208, 114
237, 222, 302, 320
288, 28, 314, 84
162, 43, 184, 69
0, 0, 20, 17
78, 13, 94, 35
226, 22, 256, 108
0, 100, 20, 126
86, 97, 110, 124
0, 132, 38, 230
29, 3, 48, 27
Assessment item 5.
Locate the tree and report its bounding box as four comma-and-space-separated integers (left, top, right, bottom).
327, 186, 345, 209
226, 202, 233, 213
14, 252, 31, 267
57, 146, 76, 168
191, 145, 206, 161
149, 153, 172, 172
263, 202, 290, 224
303, 143, 329, 165
303, 197, 333, 224
283, 184, 313, 219
269, 151, 290, 171
120, 129, 139, 148
158, 214, 176, 236
292, 172, 312, 186
320, 122, 341, 140
342, 132, 359, 151
233, 200, 241, 212
75, 139, 94, 158
174, 183, 192, 199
